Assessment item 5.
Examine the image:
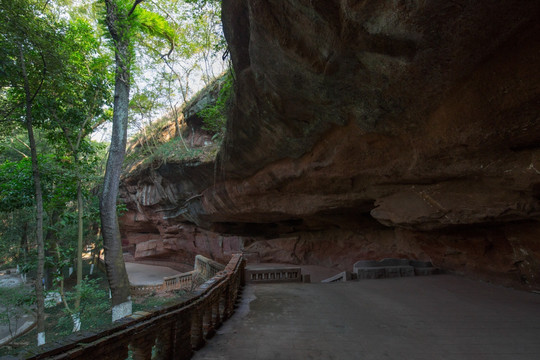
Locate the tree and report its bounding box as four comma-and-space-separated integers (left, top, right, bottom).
0, 0, 110, 342
46, 18, 111, 329
0, 0, 66, 345
100, 0, 176, 320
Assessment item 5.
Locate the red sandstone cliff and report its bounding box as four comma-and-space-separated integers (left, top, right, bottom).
120, 0, 540, 289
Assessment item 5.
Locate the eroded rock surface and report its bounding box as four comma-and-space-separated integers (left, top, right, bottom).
120, 0, 540, 289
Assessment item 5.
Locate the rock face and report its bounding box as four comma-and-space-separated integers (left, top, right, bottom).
120, 0, 540, 290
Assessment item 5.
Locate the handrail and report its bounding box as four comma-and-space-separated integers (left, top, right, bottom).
24, 254, 246, 360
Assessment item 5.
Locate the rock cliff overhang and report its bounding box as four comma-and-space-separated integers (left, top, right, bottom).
121, 0, 540, 290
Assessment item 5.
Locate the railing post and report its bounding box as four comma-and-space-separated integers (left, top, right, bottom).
191, 306, 205, 350
212, 298, 221, 328
104, 342, 130, 360
131, 336, 154, 360
203, 302, 216, 337
172, 315, 193, 360
219, 290, 228, 321
223, 282, 234, 319
154, 325, 173, 360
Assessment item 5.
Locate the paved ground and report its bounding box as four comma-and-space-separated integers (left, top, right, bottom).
124, 262, 182, 285
192, 275, 540, 360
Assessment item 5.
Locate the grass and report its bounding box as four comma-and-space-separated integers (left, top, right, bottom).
146, 137, 203, 164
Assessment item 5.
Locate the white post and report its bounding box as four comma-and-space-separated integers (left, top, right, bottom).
68, 267, 73, 277
112, 300, 132, 322
89, 263, 94, 275
37, 332, 46, 346
72, 313, 81, 332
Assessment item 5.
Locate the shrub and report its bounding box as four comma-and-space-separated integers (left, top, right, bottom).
198, 70, 233, 141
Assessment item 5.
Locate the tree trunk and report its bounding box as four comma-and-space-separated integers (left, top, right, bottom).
19, 221, 28, 263
19, 45, 46, 346
101, 1, 132, 319
74, 180, 83, 313
44, 210, 60, 291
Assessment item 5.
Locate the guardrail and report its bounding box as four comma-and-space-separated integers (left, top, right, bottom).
129, 255, 225, 296
245, 267, 302, 283
129, 271, 197, 296
194, 255, 225, 279
24, 254, 246, 360
163, 271, 197, 291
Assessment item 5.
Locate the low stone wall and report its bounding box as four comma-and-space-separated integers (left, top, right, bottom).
24, 254, 246, 360
163, 271, 197, 291
130, 271, 197, 296
130, 255, 225, 296
354, 258, 439, 280
245, 267, 302, 283
194, 255, 225, 279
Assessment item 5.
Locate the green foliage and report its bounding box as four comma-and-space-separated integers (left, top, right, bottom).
0, 284, 34, 311
133, 295, 173, 312
0, 148, 103, 213
0, 284, 34, 337
143, 137, 202, 165
0, 209, 34, 268
198, 70, 233, 141
55, 277, 109, 335
132, 6, 178, 48
0, 159, 35, 211
0, 0, 67, 124
0, 155, 75, 212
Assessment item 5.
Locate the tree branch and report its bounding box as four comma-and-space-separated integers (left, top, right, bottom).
28, 51, 47, 105
128, 0, 145, 17
0, 100, 24, 122
14, 137, 31, 151
5, 141, 29, 159
42, 0, 52, 11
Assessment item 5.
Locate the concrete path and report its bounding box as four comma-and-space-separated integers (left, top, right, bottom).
124, 262, 181, 286
192, 275, 540, 360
